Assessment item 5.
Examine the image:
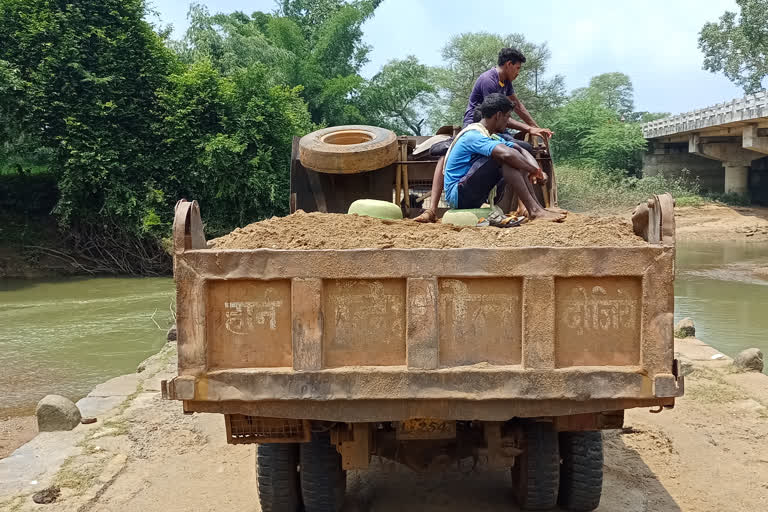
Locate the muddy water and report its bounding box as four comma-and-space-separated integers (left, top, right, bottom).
676, 241, 768, 373
0, 277, 174, 416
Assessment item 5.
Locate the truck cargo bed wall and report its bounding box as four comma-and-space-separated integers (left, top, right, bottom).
168, 199, 682, 421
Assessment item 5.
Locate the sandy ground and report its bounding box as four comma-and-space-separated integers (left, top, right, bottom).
674, 204, 768, 242
0, 416, 37, 459
1, 339, 767, 512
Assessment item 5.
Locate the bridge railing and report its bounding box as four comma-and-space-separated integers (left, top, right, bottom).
643, 90, 768, 139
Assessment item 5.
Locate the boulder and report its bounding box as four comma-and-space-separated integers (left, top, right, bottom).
36, 395, 82, 432
674, 317, 695, 338
167, 324, 177, 342
734, 348, 764, 373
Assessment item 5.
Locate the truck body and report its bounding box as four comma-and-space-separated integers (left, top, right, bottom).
164, 190, 682, 511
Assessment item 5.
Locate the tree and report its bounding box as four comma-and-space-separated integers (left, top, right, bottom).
359, 56, 437, 135
158, 62, 313, 234
581, 122, 647, 173
549, 96, 616, 161
626, 111, 670, 123
0, 0, 178, 232
176, 1, 381, 126
573, 72, 634, 117
699, 0, 768, 93
430, 32, 565, 129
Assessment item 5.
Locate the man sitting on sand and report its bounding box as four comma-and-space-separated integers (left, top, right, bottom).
443, 93, 564, 222
415, 47, 554, 223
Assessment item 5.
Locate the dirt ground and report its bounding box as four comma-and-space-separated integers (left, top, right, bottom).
0, 416, 37, 459
2, 339, 767, 512
674, 204, 768, 242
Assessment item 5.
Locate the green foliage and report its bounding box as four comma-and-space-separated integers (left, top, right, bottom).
556, 165, 706, 212
551, 73, 649, 173
699, 0, 768, 93
430, 32, 566, 128
581, 122, 647, 173
157, 61, 313, 235
627, 111, 670, 123
572, 72, 634, 116
0, 0, 179, 234
177, 1, 381, 126
550, 96, 616, 161
359, 56, 437, 135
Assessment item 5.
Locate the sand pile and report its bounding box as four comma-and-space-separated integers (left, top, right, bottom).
208, 210, 647, 250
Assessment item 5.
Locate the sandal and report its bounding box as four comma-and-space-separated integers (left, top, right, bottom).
414, 209, 437, 223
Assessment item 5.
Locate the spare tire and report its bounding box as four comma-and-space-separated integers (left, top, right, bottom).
299, 125, 398, 174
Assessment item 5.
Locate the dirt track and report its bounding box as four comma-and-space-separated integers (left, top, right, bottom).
2, 338, 767, 512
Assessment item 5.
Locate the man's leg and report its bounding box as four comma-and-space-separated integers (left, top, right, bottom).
414, 156, 445, 223
500, 164, 564, 222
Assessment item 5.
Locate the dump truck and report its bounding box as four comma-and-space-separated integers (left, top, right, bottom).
163, 126, 683, 512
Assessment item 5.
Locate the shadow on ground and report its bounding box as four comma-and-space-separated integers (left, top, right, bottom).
338, 431, 682, 512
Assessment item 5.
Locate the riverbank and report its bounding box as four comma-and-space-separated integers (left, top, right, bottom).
1, 337, 767, 511
675, 204, 768, 242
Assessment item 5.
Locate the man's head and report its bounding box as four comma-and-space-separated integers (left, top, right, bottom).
498, 47, 526, 81
479, 93, 513, 133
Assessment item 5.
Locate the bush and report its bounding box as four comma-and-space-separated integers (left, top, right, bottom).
556, 164, 706, 212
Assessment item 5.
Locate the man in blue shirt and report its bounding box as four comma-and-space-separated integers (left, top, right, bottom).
443, 93, 564, 222
415, 47, 554, 222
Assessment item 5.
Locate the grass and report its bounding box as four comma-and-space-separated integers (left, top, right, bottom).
53, 455, 109, 495
685, 367, 749, 404
556, 164, 709, 213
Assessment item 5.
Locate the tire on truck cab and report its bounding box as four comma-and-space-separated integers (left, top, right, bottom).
558, 431, 604, 512
299, 125, 398, 174
511, 420, 560, 511
300, 433, 347, 512
256, 443, 302, 512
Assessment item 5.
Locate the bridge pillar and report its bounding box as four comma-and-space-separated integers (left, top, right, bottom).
724, 164, 749, 196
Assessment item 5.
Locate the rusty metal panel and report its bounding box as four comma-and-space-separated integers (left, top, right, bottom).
555, 277, 642, 367
322, 279, 407, 367
438, 278, 522, 366
225, 415, 310, 444
206, 280, 292, 369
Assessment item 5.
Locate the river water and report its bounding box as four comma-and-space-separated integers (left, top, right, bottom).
1, 241, 767, 417
0, 277, 174, 417
675, 241, 768, 373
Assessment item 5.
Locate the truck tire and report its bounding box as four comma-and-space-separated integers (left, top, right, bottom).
300, 434, 346, 512
299, 125, 398, 174
558, 431, 603, 511
511, 421, 560, 510
256, 443, 302, 512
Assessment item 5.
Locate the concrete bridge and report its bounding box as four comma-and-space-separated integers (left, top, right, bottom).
642, 91, 768, 203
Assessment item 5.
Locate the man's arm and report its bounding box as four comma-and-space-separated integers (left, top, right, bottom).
509, 93, 554, 139
490, 143, 543, 180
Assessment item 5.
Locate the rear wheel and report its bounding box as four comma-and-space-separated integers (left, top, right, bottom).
558, 431, 604, 511
300, 433, 347, 512
256, 443, 302, 512
510, 421, 560, 510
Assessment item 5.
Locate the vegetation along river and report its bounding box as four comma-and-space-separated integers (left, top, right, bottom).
1, 239, 767, 418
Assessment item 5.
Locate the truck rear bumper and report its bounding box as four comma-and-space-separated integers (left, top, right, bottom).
163, 366, 682, 422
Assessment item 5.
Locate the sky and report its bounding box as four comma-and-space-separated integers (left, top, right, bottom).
149, 0, 746, 116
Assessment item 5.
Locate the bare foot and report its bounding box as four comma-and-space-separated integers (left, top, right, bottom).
530, 208, 566, 222
414, 209, 437, 223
